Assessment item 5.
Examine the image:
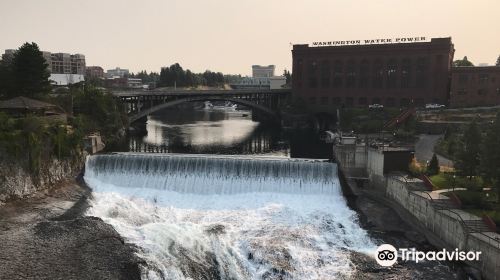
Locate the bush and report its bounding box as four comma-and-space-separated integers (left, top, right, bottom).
453, 190, 486, 209
455, 176, 484, 191
409, 158, 425, 177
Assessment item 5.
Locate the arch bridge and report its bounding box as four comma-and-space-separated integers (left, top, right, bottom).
114, 89, 291, 123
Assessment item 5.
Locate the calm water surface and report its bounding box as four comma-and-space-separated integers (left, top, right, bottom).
126, 106, 331, 158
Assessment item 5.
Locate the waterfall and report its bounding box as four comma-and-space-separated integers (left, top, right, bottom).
84, 153, 375, 280
85, 153, 340, 195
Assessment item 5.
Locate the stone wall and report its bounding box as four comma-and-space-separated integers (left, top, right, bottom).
0, 156, 85, 204
387, 176, 500, 280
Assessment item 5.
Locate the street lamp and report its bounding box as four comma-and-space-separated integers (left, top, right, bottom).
452, 174, 456, 193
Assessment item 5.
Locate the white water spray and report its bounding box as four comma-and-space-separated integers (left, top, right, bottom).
84, 153, 375, 279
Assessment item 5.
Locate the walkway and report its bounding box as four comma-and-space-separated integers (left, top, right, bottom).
414, 134, 454, 167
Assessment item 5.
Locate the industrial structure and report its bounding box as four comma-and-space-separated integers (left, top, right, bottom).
292, 37, 455, 111
450, 66, 500, 108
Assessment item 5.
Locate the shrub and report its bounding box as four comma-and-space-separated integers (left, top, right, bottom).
453, 190, 485, 209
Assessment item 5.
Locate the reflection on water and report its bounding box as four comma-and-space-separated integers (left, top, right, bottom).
129, 107, 291, 156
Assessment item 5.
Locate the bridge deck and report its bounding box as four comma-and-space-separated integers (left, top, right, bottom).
113, 88, 291, 97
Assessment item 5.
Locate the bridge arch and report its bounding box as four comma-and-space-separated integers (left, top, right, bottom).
129, 96, 279, 123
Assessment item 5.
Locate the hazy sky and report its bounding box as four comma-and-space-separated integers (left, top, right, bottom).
1, 0, 499, 76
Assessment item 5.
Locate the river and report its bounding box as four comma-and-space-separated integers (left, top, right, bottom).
124, 105, 331, 158
83, 105, 393, 279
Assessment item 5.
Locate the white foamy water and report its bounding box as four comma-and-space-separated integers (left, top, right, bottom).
84, 154, 376, 279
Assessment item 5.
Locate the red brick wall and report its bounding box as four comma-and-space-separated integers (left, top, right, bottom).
292, 37, 455, 112
450, 66, 500, 108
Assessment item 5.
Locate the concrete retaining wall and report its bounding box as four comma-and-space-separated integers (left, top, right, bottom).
387, 176, 500, 279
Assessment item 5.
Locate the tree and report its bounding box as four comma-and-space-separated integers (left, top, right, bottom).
10, 42, 51, 98
453, 56, 474, 67
496, 55, 500, 66
427, 153, 440, 175
0, 60, 13, 99
456, 120, 482, 178
283, 69, 292, 84
481, 113, 500, 202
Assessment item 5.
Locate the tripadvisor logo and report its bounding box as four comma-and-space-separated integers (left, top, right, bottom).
375, 244, 398, 266
375, 244, 481, 267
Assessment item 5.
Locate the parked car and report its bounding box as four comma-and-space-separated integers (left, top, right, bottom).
369, 104, 384, 109
425, 103, 446, 109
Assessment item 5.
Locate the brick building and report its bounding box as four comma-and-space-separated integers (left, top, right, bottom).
292, 37, 455, 112
86, 66, 105, 79
450, 66, 500, 108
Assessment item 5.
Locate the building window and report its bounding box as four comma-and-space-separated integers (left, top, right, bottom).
333, 60, 343, 88
400, 98, 410, 107
479, 74, 489, 84
358, 97, 367, 105
372, 59, 384, 88
332, 97, 341, 105
401, 58, 412, 88
457, 88, 467, 95
320, 60, 330, 88
308, 61, 318, 88
386, 97, 395, 107
346, 60, 357, 88
415, 57, 428, 88
386, 59, 398, 88
309, 97, 317, 104
321, 96, 329, 104
359, 59, 369, 88
415, 98, 425, 106
372, 97, 381, 105
478, 89, 487, 95
458, 74, 468, 84
346, 97, 354, 107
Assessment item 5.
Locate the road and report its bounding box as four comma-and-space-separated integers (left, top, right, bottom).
414, 134, 454, 167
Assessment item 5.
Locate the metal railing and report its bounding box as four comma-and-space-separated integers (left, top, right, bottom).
408, 187, 500, 248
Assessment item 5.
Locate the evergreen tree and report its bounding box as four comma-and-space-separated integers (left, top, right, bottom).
0, 60, 13, 99
453, 56, 474, 67
427, 153, 440, 175
456, 120, 482, 178
283, 69, 292, 84
11, 42, 51, 97
496, 55, 500, 66
481, 113, 500, 202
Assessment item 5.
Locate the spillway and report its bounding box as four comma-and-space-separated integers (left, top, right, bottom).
84, 153, 375, 279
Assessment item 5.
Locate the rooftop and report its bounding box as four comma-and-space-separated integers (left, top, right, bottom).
0, 96, 57, 110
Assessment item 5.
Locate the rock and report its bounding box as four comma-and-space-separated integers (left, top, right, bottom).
0, 156, 85, 204
0, 182, 143, 280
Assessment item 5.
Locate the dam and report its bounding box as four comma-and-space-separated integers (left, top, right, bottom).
84, 153, 376, 279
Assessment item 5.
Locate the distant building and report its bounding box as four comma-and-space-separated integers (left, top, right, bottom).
43, 52, 86, 75
86, 66, 104, 79
0, 96, 66, 122
106, 67, 130, 78
292, 37, 455, 111
450, 66, 500, 108
127, 78, 143, 88
3, 49, 86, 86
269, 76, 287, 89
50, 74, 85, 86
252, 65, 275, 78
230, 65, 284, 89
105, 77, 143, 88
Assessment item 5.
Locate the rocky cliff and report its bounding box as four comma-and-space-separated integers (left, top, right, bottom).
0, 155, 85, 204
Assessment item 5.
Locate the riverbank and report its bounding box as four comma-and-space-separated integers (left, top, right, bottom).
0, 176, 143, 280
339, 170, 468, 279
